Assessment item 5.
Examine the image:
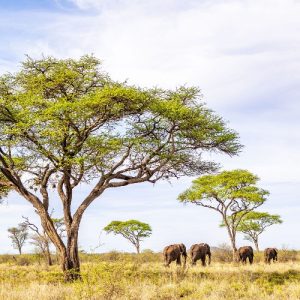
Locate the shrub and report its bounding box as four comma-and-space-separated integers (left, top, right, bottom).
212, 243, 233, 263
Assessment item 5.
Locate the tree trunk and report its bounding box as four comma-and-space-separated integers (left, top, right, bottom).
59, 229, 81, 281
254, 239, 259, 252
60, 250, 80, 281
37, 210, 79, 281
136, 241, 140, 254
230, 239, 238, 262
45, 242, 53, 266
224, 220, 238, 261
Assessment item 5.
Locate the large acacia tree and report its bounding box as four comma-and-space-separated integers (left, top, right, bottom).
178, 170, 269, 258
0, 55, 241, 279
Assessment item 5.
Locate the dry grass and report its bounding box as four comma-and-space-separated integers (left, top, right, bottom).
0, 252, 300, 299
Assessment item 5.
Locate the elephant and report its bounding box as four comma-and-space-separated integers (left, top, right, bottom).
190, 243, 211, 266
264, 248, 278, 264
163, 243, 187, 267
237, 246, 254, 264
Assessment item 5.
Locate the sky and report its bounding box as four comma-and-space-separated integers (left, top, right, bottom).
0, 0, 300, 254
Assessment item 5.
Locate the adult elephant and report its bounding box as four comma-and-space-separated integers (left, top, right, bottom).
238, 246, 254, 264
190, 243, 211, 266
264, 248, 278, 264
163, 243, 187, 267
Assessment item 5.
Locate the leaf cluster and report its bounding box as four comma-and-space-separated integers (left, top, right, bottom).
236, 211, 282, 233
178, 169, 269, 210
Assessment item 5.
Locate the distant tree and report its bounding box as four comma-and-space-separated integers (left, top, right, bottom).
7, 224, 28, 254
0, 55, 241, 279
22, 216, 65, 266
178, 169, 269, 258
234, 211, 282, 251
104, 220, 152, 253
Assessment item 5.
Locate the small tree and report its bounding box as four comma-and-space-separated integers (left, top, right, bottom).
22, 216, 65, 266
104, 220, 152, 253
178, 169, 269, 258
235, 211, 282, 251
7, 224, 28, 254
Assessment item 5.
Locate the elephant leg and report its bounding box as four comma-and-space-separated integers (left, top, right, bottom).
191, 257, 196, 266
164, 255, 171, 267
190, 253, 195, 266
249, 256, 253, 265
208, 253, 211, 265
201, 257, 206, 267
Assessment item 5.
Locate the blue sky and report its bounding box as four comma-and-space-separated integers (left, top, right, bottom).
0, 0, 300, 254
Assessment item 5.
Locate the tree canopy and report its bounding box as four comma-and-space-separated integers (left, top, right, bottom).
235, 211, 282, 251
0, 55, 241, 278
178, 169, 269, 255
104, 220, 152, 253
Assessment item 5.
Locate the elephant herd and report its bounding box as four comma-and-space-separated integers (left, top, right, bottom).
163, 243, 278, 267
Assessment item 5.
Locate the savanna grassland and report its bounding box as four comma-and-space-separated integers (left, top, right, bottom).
1, 250, 300, 300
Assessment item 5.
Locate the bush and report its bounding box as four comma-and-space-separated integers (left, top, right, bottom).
212, 243, 233, 263
278, 247, 298, 262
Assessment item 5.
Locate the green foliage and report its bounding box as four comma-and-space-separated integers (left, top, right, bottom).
0, 55, 241, 187
237, 212, 282, 233
104, 220, 152, 253
179, 169, 268, 204
0, 174, 11, 203
235, 212, 282, 248
178, 169, 268, 216
104, 220, 152, 238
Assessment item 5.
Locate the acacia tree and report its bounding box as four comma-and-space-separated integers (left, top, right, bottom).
235, 211, 282, 251
104, 220, 152, 253
178, 170, 269, 258
0, 55, 241, 280
7, 224, 28, 254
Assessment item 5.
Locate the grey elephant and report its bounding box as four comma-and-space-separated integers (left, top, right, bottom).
264, 248, 278, 264
163, 243, 187, 267
190, 243, 211, 266
238, 246, 254, 264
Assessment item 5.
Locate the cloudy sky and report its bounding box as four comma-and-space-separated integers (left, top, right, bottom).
0, 0, 300, 254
